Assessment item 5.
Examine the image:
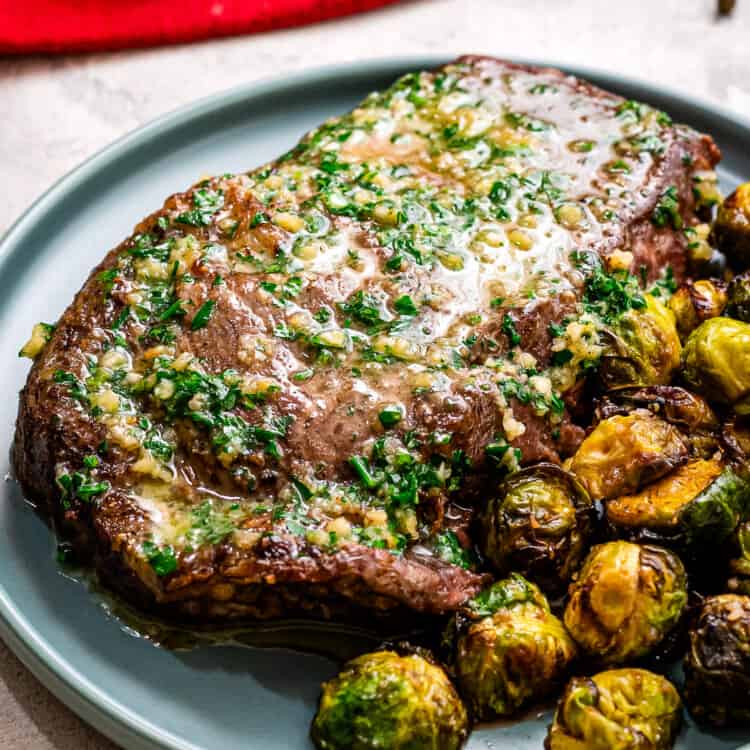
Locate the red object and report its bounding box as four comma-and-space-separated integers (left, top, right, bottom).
0, 0, 400, 55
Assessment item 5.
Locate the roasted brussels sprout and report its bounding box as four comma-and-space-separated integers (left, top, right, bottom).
596, 385, 719, 458
545, 668, 681, 750
566, 411, 688, 500
690, 247, 728, 280
564, 541, 687, 664
728, 520, 750, 595
668, 279, 727, 341
714, 182, 750, 270
479, 464, 594, 594
682, 317, 750, 410
311, 650, 468, 750
721, 415, 750, 466
606, 458, 750, 549
684, 594, 750, 726
686, 222, 728, 279
599, 294, 682, 388
450, 574, 577, 719
725, 269, 750, 322
464, 569, 548, 616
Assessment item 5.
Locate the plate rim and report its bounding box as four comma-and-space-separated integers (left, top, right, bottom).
2, 55, 750, 750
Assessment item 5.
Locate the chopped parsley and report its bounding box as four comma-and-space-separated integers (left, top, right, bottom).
175, 188, 224, 227
502, 314, 521, 347
393, 294, 418, 316
98, 268, 119, 296
649, 267, 677, 298
142, 541, 178, 576
348, 437, 444, 509
551, 349, 574, 366
53, 370, 87, 402
250, 211, 270, 228
548, 321, 566, 338
339, 290, 386, 330
313, 307, 332, 324
191, 299, 216, 331
150, 367, 293, 460
378, 405, 403, 429
469, 573, 538, 616
651, 186, 682, 230
489, 180, 512, 204
434, 531, 474, 569
56, 455, 110, 508
582, 265, 646, 324
188, 501, 237, 547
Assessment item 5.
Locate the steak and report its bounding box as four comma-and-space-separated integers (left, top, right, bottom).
13, 57, 719, 624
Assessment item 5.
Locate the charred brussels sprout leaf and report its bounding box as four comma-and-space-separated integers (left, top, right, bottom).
566, 411, 688, 500
599, 294, 681, 388
606, 459, 750, 548
713, 182, 750, 270
479, 464, 594, 594
596, 385, 718, 429
721, 416, 750, 465
682, 317, 750, 410
563, 541, 687, 664
546, 668, 681, 750
684, 594, 750, 726
668, 279, 727, 342
451, 575, 576, 719
725, 269, 750, 323
311, 651, 468, 750
595, 385, 719, 458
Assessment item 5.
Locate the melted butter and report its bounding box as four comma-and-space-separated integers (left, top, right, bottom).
130, 480, 187, 545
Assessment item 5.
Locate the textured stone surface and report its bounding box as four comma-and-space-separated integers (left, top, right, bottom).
0, 0, 748, 746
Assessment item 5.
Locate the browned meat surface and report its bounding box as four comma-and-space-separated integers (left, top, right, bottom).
13, 56, 719, 623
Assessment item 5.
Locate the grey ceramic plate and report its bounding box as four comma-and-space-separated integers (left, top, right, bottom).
2, 57, 750, 750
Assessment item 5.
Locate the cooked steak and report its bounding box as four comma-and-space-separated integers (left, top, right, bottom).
13, 57, 719, 623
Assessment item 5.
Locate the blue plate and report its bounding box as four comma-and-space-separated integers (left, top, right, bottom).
2, 58, 750, 750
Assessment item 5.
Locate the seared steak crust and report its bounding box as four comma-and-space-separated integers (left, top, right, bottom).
14, 57, 718, 623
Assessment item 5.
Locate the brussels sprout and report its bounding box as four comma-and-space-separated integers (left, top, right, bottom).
566, 411, 688, 500
686, 222, 728, 279
311, 650, 468, 750
721, 416, 750, 465
599, 294, 682, 389
668, 279, 727, 341
563, 541, 687, 664
545, 668, 681, 750
479, 464, 594, 594
596, 385, 720, 458
728, 520, 750, 595
682, 317, 750, 410
725, 269, 750, 322
684, 594, 750, 726
463, 571, 549, 617
606, 459, 750, 548
714, 182, 750, 270
451, 575, 577, 719
690, 247, 729, 280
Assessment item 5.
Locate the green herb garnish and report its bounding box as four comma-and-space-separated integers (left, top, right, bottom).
191, 300, 216, 331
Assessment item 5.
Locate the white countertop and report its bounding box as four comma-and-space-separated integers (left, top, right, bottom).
1, 0, 748, 746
